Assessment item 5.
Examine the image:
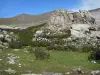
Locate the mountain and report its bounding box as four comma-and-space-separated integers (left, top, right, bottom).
0, 11, 54, 25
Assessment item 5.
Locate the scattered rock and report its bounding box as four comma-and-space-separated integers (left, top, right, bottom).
5, 68, 16, 74
65, 72, 71, 75
42, 72, 55, 75
14, 49, 19, 51
19, 63, 21, 66
91, 70, 100, 75
7, 54, 19, 64
72, 66, 84, 74
2, 30, 7, 35
0, 59, 2, 61
21, 73, 42, 75
91, 60, 97, 63
53, 73, 63, 75
77, 67, 84, 74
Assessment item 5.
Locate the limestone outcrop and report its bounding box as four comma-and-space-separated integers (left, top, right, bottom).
34, 9, 100, 50
0, 30, 17, 49
47, 9, 71, 32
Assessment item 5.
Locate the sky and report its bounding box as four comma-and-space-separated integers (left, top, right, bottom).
0, 0, 100, 18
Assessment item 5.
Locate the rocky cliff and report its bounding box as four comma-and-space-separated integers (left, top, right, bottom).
34, 9, 100, 50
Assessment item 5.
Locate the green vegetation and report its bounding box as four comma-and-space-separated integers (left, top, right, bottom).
9, 40, 23, 49
1, 23, 100, 74
18, 29, 33, 46
18, 23, 46, 46
0, 48, 100, 74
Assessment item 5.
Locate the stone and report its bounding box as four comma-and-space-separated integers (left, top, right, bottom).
91, 70, 100, 75
21, 73, 42, 75
0, 34, 4, 39
9, 32, 14, 35
7, 54, 18, 64
5, 68, 16, 74
77, 67, 84, 74
53, 73, 63, 75
2, 30, 7, 35
48, 9, 70, 32
3, 43, 9, 48
35, 30, 43, 38
72, 67, 84, 74
91, 60, 97, 64
65, 72, 71, 75
19, 63, 21, 66
72, 68, 78, 74
14, 49, 19, 51
42, 72, 55, 75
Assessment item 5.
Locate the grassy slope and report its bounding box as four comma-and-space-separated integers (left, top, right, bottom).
0, 48, 100, 74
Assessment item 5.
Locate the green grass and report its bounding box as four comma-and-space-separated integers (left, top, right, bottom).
0, 48, 100, 74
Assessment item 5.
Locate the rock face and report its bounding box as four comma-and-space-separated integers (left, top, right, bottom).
71, 24, 91, 38
48, 9, 71, 32
34, 9, 100, 50
47, 9, 96, 32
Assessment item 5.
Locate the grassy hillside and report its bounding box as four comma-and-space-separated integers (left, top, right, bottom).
0, 48, 100, 74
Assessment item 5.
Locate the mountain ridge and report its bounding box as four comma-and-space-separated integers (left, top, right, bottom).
0, 8, 100, 28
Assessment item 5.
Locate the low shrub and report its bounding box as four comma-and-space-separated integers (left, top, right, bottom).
31, 41, 50, 47
9, 40, 23, 49
34, 47, 50, 60
88, 47, 100, 62
18, 29, 33, 46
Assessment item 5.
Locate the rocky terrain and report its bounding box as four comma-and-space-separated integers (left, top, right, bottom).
0, 8, 100, 75
33, 9, 100, 50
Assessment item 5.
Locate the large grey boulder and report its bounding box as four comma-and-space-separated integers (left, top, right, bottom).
47, 9, 71, 32
91, 70, 100, 75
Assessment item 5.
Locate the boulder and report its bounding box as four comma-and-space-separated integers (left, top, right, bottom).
7, 54, 19, 64
2, 30, 7, 35
48, 9, 71, 32
91, 70, 100, 75
72, 67, 84, 74
5, 68, 16, 74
